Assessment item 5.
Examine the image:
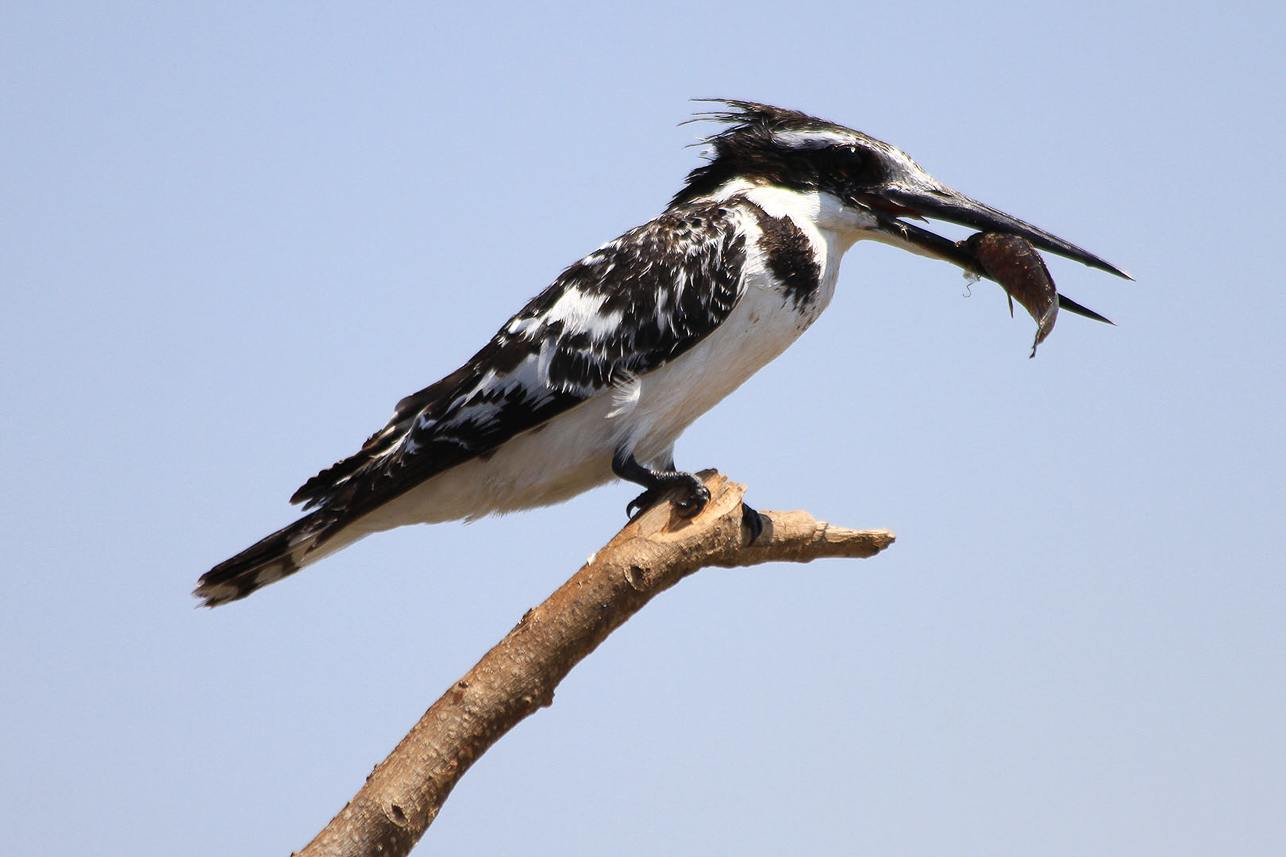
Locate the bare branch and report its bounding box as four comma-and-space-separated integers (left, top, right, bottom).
295, 472, 894, 857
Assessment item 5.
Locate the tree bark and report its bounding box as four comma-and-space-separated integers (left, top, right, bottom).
295, 472, 895, 857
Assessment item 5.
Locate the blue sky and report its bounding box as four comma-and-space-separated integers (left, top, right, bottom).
3, 3, 1283, 855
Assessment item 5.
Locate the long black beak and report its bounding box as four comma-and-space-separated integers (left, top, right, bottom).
867, 184, 1131, 322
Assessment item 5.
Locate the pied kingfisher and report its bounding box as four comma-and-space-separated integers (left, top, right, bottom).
195, 100, 1127, 606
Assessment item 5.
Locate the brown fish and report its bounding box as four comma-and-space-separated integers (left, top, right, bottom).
965, 232, 1059, 357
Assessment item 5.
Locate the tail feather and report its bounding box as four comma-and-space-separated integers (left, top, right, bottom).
195, 512, 332, 607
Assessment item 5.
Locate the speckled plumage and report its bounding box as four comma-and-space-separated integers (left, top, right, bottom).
196, 101, 1125, 606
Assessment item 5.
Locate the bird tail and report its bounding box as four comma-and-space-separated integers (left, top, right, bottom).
194, 511, 347, 607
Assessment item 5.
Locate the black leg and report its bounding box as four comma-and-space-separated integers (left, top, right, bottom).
612, 448, 710, 519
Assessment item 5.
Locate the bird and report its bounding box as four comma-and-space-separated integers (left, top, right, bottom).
195, 100, 1128, 607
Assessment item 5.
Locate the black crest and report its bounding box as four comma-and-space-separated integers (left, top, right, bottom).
670, 100, 884, 209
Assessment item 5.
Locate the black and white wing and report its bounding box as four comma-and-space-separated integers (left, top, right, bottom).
291, 198, 749, 522
195, 200, 749, 605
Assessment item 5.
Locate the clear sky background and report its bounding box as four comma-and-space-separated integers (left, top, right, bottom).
3, 3, 1283, 855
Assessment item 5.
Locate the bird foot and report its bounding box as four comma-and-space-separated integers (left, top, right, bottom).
625, 473, 711, 519
615, 447, 761, 542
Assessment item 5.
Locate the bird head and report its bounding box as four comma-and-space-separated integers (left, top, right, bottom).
674, 100, 1130, 317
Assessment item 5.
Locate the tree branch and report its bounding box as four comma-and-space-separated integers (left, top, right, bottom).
294, 472, 895, 857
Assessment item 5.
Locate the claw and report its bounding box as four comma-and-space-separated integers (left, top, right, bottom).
613, 448, 712, 522
625, 490, 655, 519
625, 474, 709, 519
673, 478, 710, 517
